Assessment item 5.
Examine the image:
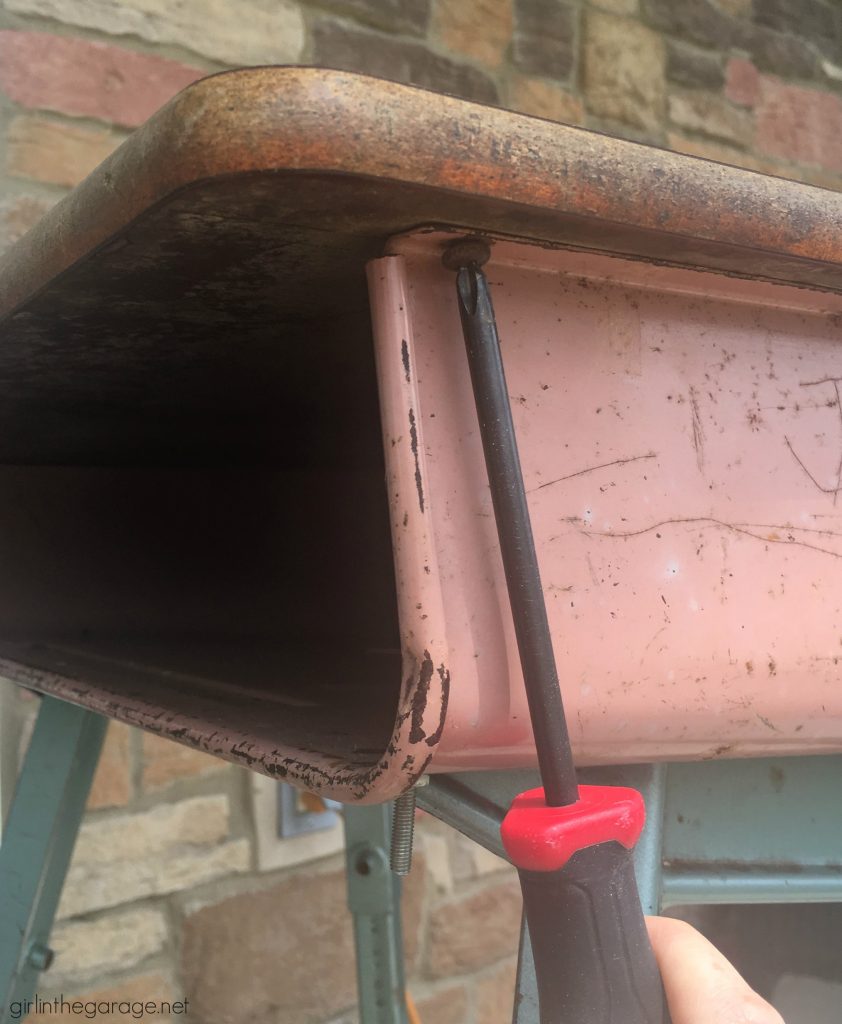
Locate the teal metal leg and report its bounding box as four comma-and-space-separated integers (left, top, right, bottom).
343, 804, 408, 1024
0, 696, 106, 1022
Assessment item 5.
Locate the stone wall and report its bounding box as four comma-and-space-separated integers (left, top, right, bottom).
3, 0, 842, 254
9, 685, 523, 1024
2, 1, 842, 1022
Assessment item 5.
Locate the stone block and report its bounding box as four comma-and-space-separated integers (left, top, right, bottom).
58, 796, 249, 917
475, 958, 519, 1024
427, 879, 522, 978
251, 775, 344, 872
434, 0, 513, 68
402, 851, 428, 972
584, 11, 665, 132
590, 0, 638, 13
512, 0, 577, 80
322, 0, 430, 36
312, 19, 498, 103
668, 90, 753, 146
754, 0, 840, 61
821, 58, 842, 85
414, 984, 468, 1024
717, 0, 752, 13
725, 56, 760, 108
0, 194, 53, 251
798, 165, 842, 190
666, 39, 725, 90
745, 24, 818, 79
508, 75, 584, 123
422, 830, 454, 894
48, 908, 168, 986
24, 974, 178, 1024
471, 844, 513, 878
141, 733, 223, 792
666, 131, 780, 175
445, 828, 481, 883
0, 31, 202, 129
4, 0, 305, 66
181, 868, 356, 1024
6, 116, 122, 189
755, 75, 842, 173
88, 722, 132, 810
641, 0, 736, 50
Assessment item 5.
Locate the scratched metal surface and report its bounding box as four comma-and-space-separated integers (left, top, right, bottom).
3, 69, 842, 798
374, 232, 842, 769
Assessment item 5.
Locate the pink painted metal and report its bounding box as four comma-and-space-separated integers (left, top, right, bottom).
369, 230, 842, 770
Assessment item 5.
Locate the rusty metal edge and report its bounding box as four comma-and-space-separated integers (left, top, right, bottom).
3, 66, 842, 319
0, 647, 444, 803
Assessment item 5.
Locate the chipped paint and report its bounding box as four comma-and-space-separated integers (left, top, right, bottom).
408, 408, 425, 513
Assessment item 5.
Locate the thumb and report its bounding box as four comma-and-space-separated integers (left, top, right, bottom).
646, 916, 786, 1024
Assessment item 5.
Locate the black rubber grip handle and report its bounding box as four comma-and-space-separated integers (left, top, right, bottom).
518, 841, 670, 1024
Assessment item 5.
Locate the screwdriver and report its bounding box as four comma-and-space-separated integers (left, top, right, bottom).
443, 236, 670, 1024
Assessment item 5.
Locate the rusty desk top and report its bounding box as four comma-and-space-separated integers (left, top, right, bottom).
2, 67, 842, 801
4, 66, 842, 463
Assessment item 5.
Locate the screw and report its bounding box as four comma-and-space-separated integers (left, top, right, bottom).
390, 788, 417, 876
28, 943, 54, 972
441, 235, 491, 272
355, 849, 377, 876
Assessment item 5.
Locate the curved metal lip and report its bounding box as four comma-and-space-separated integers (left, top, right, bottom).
3, 65, 842, 321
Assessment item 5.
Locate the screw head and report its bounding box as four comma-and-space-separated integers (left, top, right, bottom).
355, 850, 376, 876
28, 943, 54, 972
441, 236, 492, 271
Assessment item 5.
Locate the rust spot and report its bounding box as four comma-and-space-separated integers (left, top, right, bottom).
408, 407, 425, 513
689, 385, 705, 473
702, 743, 732, 759
768, 657, 777, 676
757, 713, 780, 732
406, 652, 450, 748
409, 653, 435, 743
401, 338, 411, 383
745, 660, 754, 675
425, 664, 450, 747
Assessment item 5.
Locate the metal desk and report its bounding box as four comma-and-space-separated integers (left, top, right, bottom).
0, 67, 840, 1022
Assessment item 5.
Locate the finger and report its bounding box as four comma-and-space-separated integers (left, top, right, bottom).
646, 916, 786, 1024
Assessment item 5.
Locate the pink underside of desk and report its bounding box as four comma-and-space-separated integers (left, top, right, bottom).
369, 230, 842, 770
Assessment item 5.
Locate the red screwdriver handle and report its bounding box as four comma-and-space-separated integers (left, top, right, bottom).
503, 786, 671, 1024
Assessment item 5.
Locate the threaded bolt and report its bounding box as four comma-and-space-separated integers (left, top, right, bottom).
390, 788, 417, 876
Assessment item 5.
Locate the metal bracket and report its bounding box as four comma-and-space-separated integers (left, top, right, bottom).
0, 696, 106, 1021
343, 804, 408, 1024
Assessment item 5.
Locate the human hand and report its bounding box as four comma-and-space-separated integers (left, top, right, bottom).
646, 916, 785, 1024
